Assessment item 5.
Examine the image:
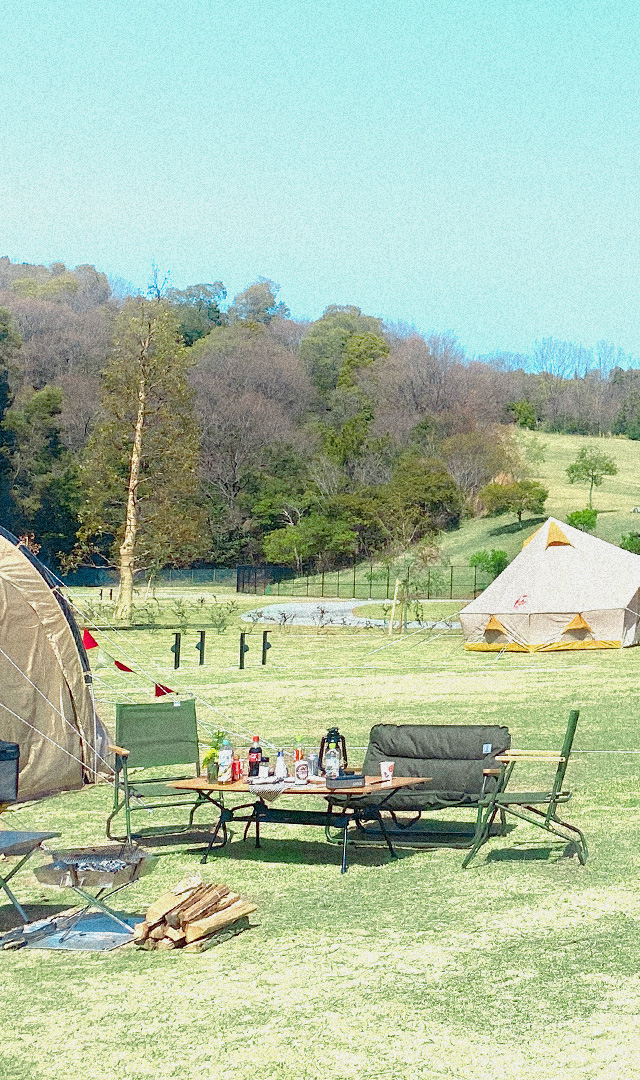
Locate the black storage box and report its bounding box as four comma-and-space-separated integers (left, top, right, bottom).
0, 740, 19, 802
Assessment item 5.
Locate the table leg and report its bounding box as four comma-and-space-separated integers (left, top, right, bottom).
341, 826, 348, 873
0, 851, 36, 922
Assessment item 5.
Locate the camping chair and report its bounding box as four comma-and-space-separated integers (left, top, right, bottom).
329, 723, 513, 860
106, 699, 209, 845
462, 709, 587, 867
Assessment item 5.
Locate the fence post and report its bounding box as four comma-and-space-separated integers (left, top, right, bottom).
337, 569, 340, 598
353, 559, 356, 598
474, 565, 477, 597
321, 571, 325, 597
386, 566, 390, 599
427, 568, 431, 599
369, 561, 373, 599
450, 566, 454, 599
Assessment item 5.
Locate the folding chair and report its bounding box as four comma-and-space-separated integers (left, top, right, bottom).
106, 699, 209, 844
462, 709, 587, 867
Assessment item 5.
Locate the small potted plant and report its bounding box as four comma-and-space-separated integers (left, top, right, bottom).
202, 730, 225, 782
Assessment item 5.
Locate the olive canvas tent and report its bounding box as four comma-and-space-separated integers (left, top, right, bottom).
460, 517, 640, 653
0, 526, 111, 799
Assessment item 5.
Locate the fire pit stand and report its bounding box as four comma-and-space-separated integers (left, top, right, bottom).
34, 845, 157, 935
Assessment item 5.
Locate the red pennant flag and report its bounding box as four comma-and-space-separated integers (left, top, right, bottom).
155, 683, 174, 697
114, 660, 135, 673
83, 629, 99, 650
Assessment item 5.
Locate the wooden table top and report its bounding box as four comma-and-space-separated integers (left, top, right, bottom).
170, 775, 431, 798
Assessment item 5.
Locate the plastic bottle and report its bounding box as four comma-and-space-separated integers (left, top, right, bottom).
324, 740, 340, 780
218, 738, 233, 783
275, 750, 288, 780
248, 735, 262, 777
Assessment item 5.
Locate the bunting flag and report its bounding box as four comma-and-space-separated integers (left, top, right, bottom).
95, 647, 135, 673
83, 629, 99, 650
155, 683, 175, 697
84, 628, 172, 694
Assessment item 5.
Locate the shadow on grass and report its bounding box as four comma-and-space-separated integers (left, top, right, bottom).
141, 832, 420, 870
486, 846, 554, 862
487, 516, 547, 539
0, 902, 80, 933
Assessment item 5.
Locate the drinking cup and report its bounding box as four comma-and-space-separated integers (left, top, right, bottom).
380, 761, 394, 784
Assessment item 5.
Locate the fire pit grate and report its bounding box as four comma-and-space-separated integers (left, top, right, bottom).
35, 845, 157, 890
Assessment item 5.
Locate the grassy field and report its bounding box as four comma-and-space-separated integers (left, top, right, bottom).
3, 587, 640, 1080
439, 431, 640, 565
351, 601, 462, 622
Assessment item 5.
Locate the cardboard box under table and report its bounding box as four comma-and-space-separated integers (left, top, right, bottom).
170, 775, 431, 873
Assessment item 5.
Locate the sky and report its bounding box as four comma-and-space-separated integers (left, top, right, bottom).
1, 0, 640, 357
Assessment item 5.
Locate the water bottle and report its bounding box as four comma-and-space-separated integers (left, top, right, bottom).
275, 750, 288, 780
325, 742, 340, 780
218, 738, 233, 783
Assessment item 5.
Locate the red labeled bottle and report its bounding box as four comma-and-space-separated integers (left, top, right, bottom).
248, 735, 262, 777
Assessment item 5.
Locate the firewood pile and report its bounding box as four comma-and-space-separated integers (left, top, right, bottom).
134, 873, 256, 953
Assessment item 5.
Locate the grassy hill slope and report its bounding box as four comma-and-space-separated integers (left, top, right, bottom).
439, 431, 640, 566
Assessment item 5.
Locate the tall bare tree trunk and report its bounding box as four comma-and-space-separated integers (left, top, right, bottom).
115, 373, 146, 621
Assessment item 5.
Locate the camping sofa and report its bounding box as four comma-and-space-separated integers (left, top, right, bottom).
330, 717, 587, 866
328, 722, 512, 860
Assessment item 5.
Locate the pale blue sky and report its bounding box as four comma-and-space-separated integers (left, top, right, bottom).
1, 0, 639, 356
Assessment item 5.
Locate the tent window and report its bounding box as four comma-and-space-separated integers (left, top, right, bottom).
564, 613, 592, 633
546, 522, 572, 548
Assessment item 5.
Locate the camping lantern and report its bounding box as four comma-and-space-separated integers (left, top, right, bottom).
319, 727, 348, 774
0, 740, 19, 803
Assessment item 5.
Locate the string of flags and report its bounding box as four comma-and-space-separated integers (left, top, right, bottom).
82, 629, 175, 697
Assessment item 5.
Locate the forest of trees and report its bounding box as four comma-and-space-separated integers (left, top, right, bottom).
1, 255, 640, 578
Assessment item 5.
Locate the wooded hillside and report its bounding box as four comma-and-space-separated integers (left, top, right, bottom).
1, 257, 639, 574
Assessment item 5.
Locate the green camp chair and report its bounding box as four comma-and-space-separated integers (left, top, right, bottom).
106, 699, 209, 845
462, 709, 587, 867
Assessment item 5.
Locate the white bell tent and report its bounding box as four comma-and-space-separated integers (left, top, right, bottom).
460, 517, 640, 653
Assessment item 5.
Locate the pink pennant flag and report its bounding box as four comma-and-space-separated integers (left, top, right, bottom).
83, 629, 99, 650
155, 683, 174, 697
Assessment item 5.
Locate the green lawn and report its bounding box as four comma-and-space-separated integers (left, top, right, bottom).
351, 600, 462, 622
3, 593, 640, 1080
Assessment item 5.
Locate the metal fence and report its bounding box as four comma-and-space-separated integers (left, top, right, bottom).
237, 564, 490, 600
62, 566, 236, 588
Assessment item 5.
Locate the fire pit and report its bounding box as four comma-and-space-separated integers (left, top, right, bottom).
34, 844, 157, 936
35, 845, 157, 890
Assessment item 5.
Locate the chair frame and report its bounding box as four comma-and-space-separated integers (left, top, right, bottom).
462, 709, 587, 867
105, 700, 209, 845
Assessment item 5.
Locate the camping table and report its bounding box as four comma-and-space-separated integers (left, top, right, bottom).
0, 830, 60, 922
170, 775, 431, 873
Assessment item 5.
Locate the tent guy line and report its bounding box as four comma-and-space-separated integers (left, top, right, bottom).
0, 643, 114, 775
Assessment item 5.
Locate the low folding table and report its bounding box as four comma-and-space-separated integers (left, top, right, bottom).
0, 830, 60, 922
171, 775, 431, 873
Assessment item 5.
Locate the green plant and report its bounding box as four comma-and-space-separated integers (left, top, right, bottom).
202, 730, 226, 767
171, 598, 190, 628
566, 446, 618, 508
620, 532, 640, 554
566, 507, 598, 532
469, 549, 510, 579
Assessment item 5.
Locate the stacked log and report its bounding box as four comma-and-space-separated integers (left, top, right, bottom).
134, 877, 256, 953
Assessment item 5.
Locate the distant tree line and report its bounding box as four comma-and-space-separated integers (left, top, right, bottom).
0, 255, 638, 581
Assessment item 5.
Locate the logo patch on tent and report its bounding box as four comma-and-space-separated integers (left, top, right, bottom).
513, 594, 528, 609
482, 743, 493, 754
